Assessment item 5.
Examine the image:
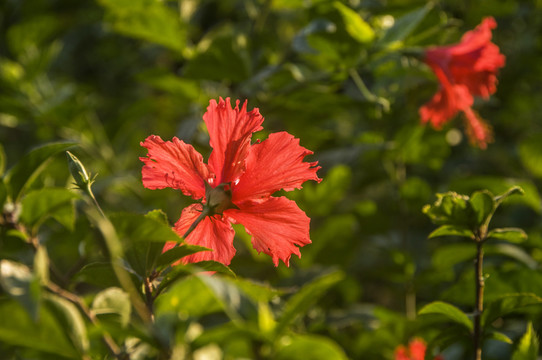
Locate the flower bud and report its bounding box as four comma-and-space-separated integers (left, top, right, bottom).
66, 151, 92, 190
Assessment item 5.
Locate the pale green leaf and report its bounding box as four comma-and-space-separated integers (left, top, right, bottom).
333, 2, 374, 43
418, 301, 473, 331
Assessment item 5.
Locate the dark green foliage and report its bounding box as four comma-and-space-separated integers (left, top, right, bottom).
1, 0, 542, 359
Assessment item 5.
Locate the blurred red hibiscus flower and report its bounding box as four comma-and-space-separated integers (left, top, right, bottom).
140, 97, 321, 266
419, 17, 506, 149
395, 338, 443, 360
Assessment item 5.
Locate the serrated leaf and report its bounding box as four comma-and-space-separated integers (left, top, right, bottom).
428, 225, 474, 239
423, 192, 473, 226
98, 0, 186, 53
488, 228, 528, 244
378, 3, 432, 46
469, 190, 495, 226
92, 287, 131, 327
45, 293, 89, 353
155, 245, 210, 270
275, 334, 348, 360
0, 298, 80, 358
20, 188, 79, 231
5, 142, 76, 201
418, 301, 473, 332
482, 293, 542, 327
512, 322, 539, 360
333, 2, 374, 44
275, 271, 344, 337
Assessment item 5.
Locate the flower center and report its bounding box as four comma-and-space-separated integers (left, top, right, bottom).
204, 183, 238, 216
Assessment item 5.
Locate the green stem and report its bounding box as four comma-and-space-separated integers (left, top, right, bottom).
348, 68, 390, 112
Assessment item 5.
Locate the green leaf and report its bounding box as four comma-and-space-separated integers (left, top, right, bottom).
92, 287, 131, 327
155, 245, 209, 270
378, 3, 433, 46
519, 134, 542, 178
488, 228, 528, 244
155, 276, 226, 318
423, 191, 473, 227
450, 177, 538, 213
191, 261, 236, 277
512, 323, 539, 360
485, 330, 513, 344
485, 243, 537, 269
5, 142, 76, 201
469, 190, 495, 226
432, 243, 476, 270
0, 298, 80, 358
275, 334, 348, 360
0, 178, 7, 210
110, 213, 182, 244
45, 293, 89, 354
98, 0, 186, 53
495, 186, 525, 205
0, 260, 41, 320
275, 271, 344, 337
428, 225, 474, 239
482, 293, 542, 327
333, 2, 374, 44
183, 25, 250, 82
110, 212, 182, 277
20, 188, 79, 231
418, 301, 473, 332
34, 246, 49, 285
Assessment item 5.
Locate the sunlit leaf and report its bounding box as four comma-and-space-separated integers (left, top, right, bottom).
45, 294, 89, 354
484, 330, 513, 344
488, 228, 528, 244
275, 334, 348, 360
333, 2, 374, 44
512, 322, 539, 360
0, 260, 41, 320
92, 287, 131, 327
418, 301, 473, 332
109, 213, 182, 244
428, 225, 474, 239
5, 142, 76, 201
98, 0, 186, 53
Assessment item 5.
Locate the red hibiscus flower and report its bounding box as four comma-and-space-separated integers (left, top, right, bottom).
419, 17, 506, 149
395, 338, 443, 360
140, 98, 321, 266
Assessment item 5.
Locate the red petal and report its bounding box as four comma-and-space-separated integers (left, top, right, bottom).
408, 339, 427, 360
171, 204, 236, 265
419, 82, 472, 129
463, 107, 493, 149
140, 135, 210, 200
232, 132, 321, 202
204, 97, 264, 185
394, 346, 409, 360
226, 196, 312, 267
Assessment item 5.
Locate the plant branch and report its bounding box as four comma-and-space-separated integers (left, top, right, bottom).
473, 236, 485, 360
